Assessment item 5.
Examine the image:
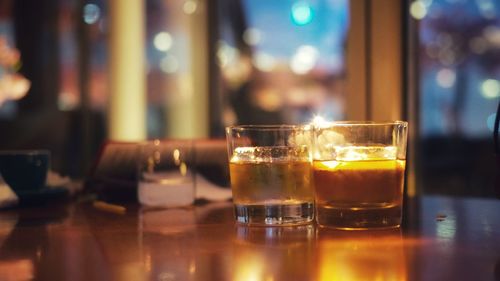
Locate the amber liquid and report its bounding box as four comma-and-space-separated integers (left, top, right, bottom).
313, 159, 405, 229
230, 160, 314, 204
229, 159, 314, 225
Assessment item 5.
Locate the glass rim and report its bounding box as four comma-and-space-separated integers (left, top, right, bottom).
226, 124, 312, 132
315, 120, 408, 127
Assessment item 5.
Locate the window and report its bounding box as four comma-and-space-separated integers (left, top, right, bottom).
412, 0, 500, 197
214, 0, 349, 133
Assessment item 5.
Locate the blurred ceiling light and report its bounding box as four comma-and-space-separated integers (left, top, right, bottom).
160, 55, 179, 74
481, 79, 500, 99
477, 0, 496, 19
486, 113, 497, 132
154, 32, 173, 52
290, 45, 319, 75
410, 1, 427, 20
483, 25, 500, 46
183, 0, 197, 15
436, 68, 456, 88
243, 28, 262, 46
252, 52, 276, 72
469, 37, 488, 54
83, 3, 100, 24
291, 1, 313, 26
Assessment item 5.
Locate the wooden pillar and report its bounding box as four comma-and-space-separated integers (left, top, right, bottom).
108, 0, 146, 141
346, 0, 414, 195
167, 0, 209, 138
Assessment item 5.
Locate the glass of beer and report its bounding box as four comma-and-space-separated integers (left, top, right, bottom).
313, 121, 408, 229
226, 125, 315, 225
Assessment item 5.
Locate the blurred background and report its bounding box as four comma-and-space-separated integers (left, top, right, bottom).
0, 0, 498, 197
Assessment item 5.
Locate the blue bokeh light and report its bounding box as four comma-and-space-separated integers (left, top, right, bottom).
291, 1, 313, 26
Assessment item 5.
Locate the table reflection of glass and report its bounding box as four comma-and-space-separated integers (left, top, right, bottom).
232, 225, 315, 281
138, 207, 197, 281
315, 228, 407, 281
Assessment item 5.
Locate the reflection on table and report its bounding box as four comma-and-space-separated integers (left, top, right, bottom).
0, 196, 498, 281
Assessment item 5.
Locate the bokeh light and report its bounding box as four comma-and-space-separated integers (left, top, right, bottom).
83, 3, 100, 24
410, 1, 428, 20
481, 79, 500, 99
252, 52, 276, 72
483, 25, 500, 47
216, 41, 240, 68
289, 45, 319, 74
183, 0, 197, 15
291, 1, 313, 26
243, 28, 262, 46
477, 0, 496, 19
154, 32, 173, 52
436, 68, 456, 88
160, 55, 179, 73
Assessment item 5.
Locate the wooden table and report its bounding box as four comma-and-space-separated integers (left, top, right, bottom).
0, 196, 499, 281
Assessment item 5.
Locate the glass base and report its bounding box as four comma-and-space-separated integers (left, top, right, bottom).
316, 204, 401, 230
234, 202, 314, 226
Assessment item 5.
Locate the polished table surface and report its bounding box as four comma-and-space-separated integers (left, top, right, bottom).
0, 196, 499, 281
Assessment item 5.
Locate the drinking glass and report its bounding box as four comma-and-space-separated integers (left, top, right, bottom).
313, 121, 408, 229
226, 125, 315, 225
137, 140, 195, 208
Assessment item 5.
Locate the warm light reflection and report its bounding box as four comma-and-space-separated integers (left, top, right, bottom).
0, 259, 34, 281
316, 229, 407, 281
232, 226, 314, 281
189, 259, 196, 275
173, 149, 181, 163
233, 252, 264, 281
